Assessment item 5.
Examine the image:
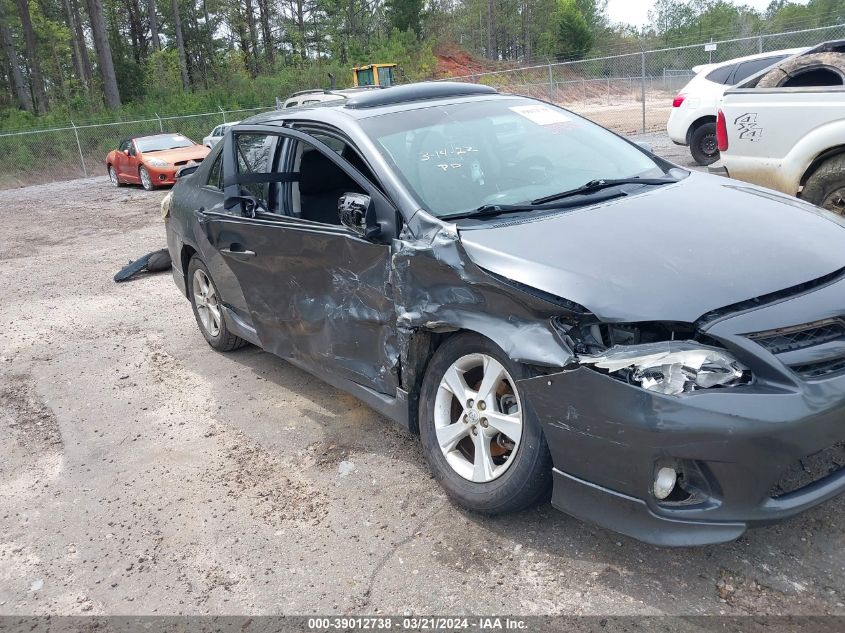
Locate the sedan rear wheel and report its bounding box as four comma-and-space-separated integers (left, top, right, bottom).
139, 166, 154, 191
192, 268, 221, 337
187, 256, 248, 352
419, 333, 552, 514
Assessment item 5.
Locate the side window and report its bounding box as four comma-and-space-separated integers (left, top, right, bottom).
285, 100, 298, 108
235, 133, 281, 211
291, 140, 367, 225
705, 63, 736, 85
308, 131, 380, 185
732, 56, 786, 84
118, 140, 130, 152
377, 66, 393, 86
357, 68, 375, 86
206, 152, 223, 190
211, 126, 220, 137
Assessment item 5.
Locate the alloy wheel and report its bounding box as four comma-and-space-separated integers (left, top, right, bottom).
109, 166, 119, 186
192, 268, 222, 337
140, 167, 152, 190
822, 187, 845, 216
433, 353, 523, 482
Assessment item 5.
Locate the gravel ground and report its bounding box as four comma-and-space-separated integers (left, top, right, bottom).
0, 146, 843, 617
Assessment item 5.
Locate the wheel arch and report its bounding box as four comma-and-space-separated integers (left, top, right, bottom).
685, 115, 717, 145
180, 244, 198, 298
399, 326, 557, 435
800, 145, 845, 189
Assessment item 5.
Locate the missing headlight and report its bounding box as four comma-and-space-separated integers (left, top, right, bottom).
579, 341, 750, 395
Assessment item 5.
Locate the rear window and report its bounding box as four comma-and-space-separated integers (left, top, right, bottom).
705, 64, 736, 84
732, 56, 787, 84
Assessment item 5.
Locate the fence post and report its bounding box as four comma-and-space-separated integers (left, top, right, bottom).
758, 35, 764, 53
641, 51, 646, 134
155, 112, 163, 132
71, 121, 88, 178
219, 105, 226, 123
548, 62, 554, 103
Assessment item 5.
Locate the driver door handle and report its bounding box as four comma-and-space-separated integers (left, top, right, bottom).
220, 247, 257, 260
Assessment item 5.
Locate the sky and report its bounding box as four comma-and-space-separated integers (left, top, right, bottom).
605, 0, 811, 28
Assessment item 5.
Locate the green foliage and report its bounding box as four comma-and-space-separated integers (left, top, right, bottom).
554, 0, 595, 60
385, 0, 424, 36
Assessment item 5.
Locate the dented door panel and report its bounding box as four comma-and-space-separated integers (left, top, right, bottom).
203, 214, 398, 394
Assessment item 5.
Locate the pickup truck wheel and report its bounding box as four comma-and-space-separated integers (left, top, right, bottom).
187, 256, 248, 352
418, 333, 552, 514
802, 155, 845, 216
689, 123, 719, 166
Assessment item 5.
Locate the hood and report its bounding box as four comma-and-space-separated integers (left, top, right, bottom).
458, 173, 845, 323
142, 145, 209, 163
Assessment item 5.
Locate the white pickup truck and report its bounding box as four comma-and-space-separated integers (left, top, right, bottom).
714, 41, 845, 214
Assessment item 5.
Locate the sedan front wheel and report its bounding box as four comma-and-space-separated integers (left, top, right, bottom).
419, 333, 552, 514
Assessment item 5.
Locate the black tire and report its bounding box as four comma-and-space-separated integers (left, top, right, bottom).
689, 122, 719, 166
802, 154, 845, 216
418, 333, 553, 514
139, 166, 155, 191
187, 256, 248, 352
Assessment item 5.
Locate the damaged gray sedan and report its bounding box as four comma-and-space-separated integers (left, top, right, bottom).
165, 82, 845, 546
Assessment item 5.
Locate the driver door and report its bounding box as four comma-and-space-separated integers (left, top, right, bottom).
199, 125, 400, 395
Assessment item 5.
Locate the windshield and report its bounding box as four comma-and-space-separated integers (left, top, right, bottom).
360, 97, 665, 217
136, 134, 196, 152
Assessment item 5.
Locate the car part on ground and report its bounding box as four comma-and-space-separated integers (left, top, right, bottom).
165, 82, 845, 546
113, 248, 172, 282
716, 40, 845, 214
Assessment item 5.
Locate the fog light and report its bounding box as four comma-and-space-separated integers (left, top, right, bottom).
158, 174, 166, 181
653, 467, 677, 500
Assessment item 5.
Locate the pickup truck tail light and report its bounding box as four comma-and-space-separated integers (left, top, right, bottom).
716, 109, 729, 152
672, 94, 686, 108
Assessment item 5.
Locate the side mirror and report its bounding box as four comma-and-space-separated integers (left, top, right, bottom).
123, 149, 130, 156
339, 193, 381, 239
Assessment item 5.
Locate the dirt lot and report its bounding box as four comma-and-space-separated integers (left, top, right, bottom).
0, 156, 843, 617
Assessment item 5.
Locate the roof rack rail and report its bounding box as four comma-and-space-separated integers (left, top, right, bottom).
344, 82, 497, 109
289, 88, 332, 98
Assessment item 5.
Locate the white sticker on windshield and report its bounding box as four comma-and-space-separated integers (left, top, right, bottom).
509, 105, 572, 126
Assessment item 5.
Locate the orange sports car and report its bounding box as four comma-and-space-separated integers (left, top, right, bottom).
106, 133, 209, 190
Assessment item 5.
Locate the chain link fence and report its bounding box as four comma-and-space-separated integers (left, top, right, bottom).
2, 23, 845, 189
443, 23, 845, 137
0, 105, 274, 189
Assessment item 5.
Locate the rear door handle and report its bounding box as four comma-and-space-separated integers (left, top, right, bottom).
220, 246, 257, 260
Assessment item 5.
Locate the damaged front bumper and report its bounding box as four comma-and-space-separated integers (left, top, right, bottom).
521, 367, 845, 546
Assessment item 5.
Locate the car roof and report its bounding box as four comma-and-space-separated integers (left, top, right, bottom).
250, 82, 502, 126
132, 132, 188, 140
691, 47, 809, 74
